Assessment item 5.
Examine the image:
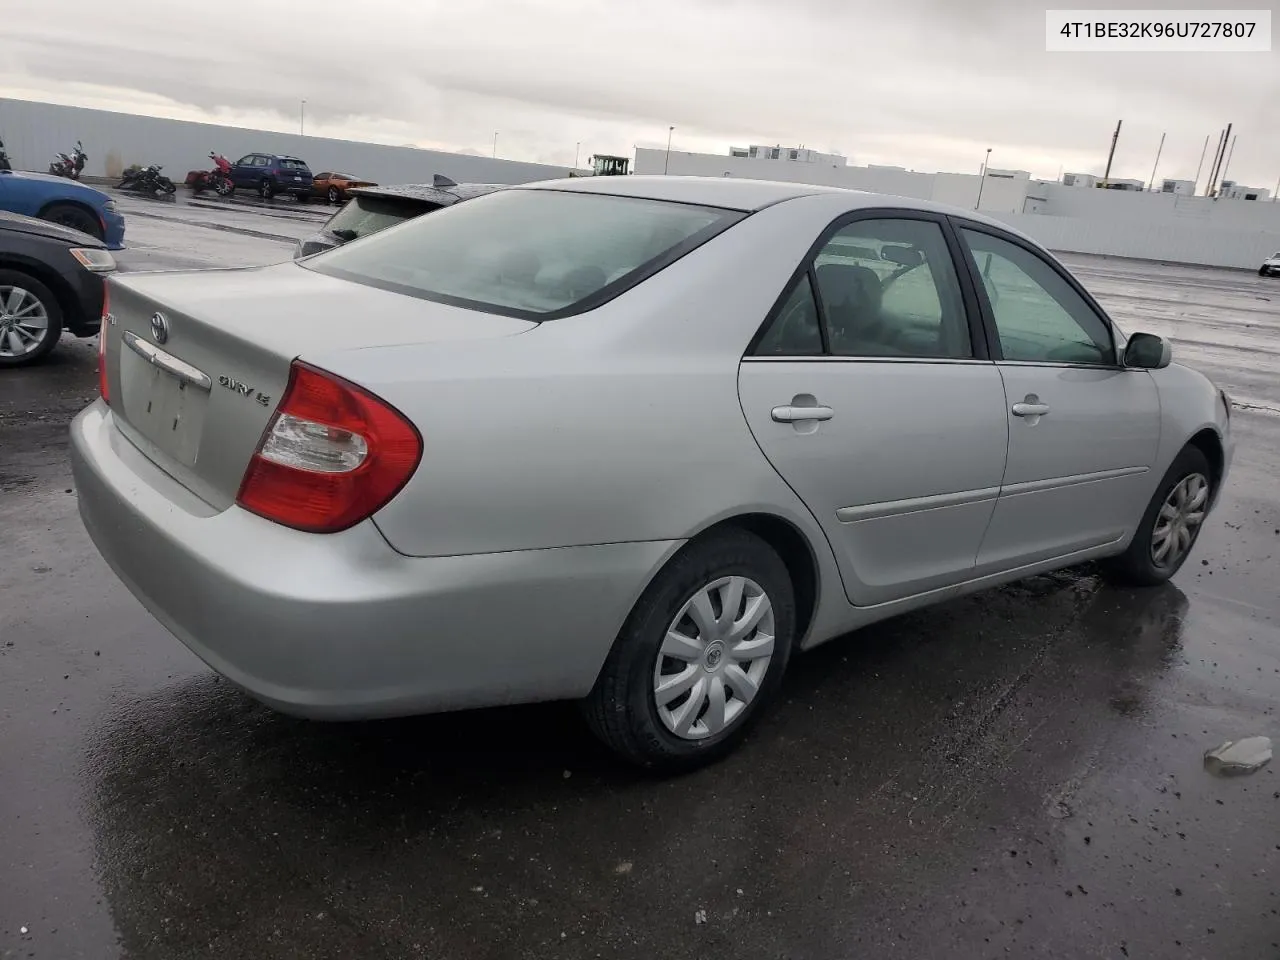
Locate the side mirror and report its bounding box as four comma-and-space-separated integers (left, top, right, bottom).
1124, 332, 1172, 369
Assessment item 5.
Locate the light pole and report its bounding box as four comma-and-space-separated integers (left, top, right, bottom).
664, 125, 674, 174
574, 142, 580, 169
974, 147, 991, 209
300, 99, 306, 136
492, 132, 498, 158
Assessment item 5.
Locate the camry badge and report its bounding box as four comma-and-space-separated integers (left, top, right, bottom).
150, 312, 169, 344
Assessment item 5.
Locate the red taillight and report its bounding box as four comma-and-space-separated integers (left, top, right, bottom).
236, 362, 422, 533
97, 285, 109, 405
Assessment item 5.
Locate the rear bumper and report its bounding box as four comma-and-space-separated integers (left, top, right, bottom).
71, 401, 676, 719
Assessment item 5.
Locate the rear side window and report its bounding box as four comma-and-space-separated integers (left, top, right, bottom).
306, 189, 744, 319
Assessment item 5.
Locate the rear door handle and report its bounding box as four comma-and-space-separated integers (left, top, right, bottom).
772, 405, 834, 423
1012, 402, 1050, 417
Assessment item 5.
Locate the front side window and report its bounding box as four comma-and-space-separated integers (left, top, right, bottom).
813, 219, 971, 359
307, 189, 742, 318
234, 155, 254, 166
961, 229, 1113, 364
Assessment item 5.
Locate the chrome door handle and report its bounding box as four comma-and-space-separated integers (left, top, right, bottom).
1012, 402, 1050, 417
772, 405, 834, 423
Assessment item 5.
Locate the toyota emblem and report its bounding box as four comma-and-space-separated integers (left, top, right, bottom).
150, 312, 169, 344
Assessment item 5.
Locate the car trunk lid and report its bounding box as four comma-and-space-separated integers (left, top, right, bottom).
103, 261, 534, 511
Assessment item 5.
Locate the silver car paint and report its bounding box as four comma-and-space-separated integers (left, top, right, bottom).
72, 176, 1233, 720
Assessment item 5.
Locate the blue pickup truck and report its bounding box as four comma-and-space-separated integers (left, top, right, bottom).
0, 169, 125, 249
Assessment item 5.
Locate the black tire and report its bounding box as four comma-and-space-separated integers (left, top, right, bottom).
327, 186, 340, 204
0, 269, 64, 367
1261, 268, 1268, 277
1102, 445, 1213, 587
216, 179, 234, 197
259, 177, 275, 199
294, 192, 307, 204
583, 528, 795, 771
40, 203, 102, 241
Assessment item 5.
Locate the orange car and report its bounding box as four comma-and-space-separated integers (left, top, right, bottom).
311, 171, 377, 204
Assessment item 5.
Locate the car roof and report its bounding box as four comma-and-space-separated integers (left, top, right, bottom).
347, 182, 507, 205
519, 174, 1032, 232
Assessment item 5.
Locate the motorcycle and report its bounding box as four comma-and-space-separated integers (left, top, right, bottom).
0, 136, 11, 172
185, 151, 235, 197
117, 163, 177, 198
48, 140, 87, 179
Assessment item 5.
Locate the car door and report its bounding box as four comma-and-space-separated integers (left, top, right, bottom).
231, 155, 256, 187
738, 212, 1009, 607
954, 224, 1161, 570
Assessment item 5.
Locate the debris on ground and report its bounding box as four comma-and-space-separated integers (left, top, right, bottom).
1204, 736, 1273, 776
695, 909, 707, 925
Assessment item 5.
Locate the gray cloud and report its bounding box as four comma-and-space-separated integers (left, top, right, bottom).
2, 0, 1276, 185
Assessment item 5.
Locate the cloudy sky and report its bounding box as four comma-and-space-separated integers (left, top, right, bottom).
2, 0, 1277, 186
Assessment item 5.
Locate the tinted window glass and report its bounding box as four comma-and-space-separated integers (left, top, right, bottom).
962, 230, 1113, 364
326, 195, 434, 241
813, 219, 970, 358
234, 155, 254, 166
307, 189, 742, 318
279, 158, 308, 171
253, 156, 270, 167
754, 274, 823, 356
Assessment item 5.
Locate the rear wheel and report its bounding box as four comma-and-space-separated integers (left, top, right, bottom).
1102, 446, 1213, 586
0, 270, 63, 367
259, 177, 275, 199
40, 203, 102, 241
1261, 267, 1268, 277
583, 529, 795, 771
327, 186, 340, 204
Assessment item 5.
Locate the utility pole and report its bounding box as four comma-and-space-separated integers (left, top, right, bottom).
1193, 134, 1209, 192
574, 142, 580, 169
1219, 134, 1238, 191
1209, 123, 1232, 197
1205, 128, 1226, 196
300, 99, 306, 136
975, 147, 992, 210
664, 126, 675, 174
1102, 119, 1122, 186
1273, 171, 1279, 201
492, 132, 498, 158
1148, 132, 1165, 191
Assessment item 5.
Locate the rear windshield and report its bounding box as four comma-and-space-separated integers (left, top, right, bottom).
279, 158, 309, 171
304, 189, 744, 319
325, 195, 430, 242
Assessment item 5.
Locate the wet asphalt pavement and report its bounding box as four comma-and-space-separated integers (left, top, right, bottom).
3, 200, 1280, 959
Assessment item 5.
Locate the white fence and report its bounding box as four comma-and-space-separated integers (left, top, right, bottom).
0, 98, 584, 187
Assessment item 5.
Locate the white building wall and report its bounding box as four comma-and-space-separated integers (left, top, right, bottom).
0, 98, 584, 186
990, 213, 1280, 270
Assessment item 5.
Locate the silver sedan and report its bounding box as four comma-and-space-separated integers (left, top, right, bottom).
72, 176, 1233, 769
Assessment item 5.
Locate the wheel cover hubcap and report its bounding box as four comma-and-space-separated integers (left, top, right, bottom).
0, 286, 50, 357
653, 575, 775, 741
1151, 472, 1209, 568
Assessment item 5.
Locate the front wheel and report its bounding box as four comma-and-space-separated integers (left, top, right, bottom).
1261, 268, 1268, 277
583, 529, 795, 771
0, 270, 64, 367
1102, 446, 1213, 587
215, 178, 234, 197
40, 203, 102, 241
327, 186, 340, 204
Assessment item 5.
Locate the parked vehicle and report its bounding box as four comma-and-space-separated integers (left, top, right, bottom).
228, 153, 313, 200
48, 140, 87, 180
294, 176, 505, 257
312, 171, 377, 205
0, 136, 11, 172
1259, 252, 1280, 277
185, 152, 235, 197
117, 163, 177, 198
0, 169, 125, 247
74, 178, 1232, 770
0, 210, 115, 366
